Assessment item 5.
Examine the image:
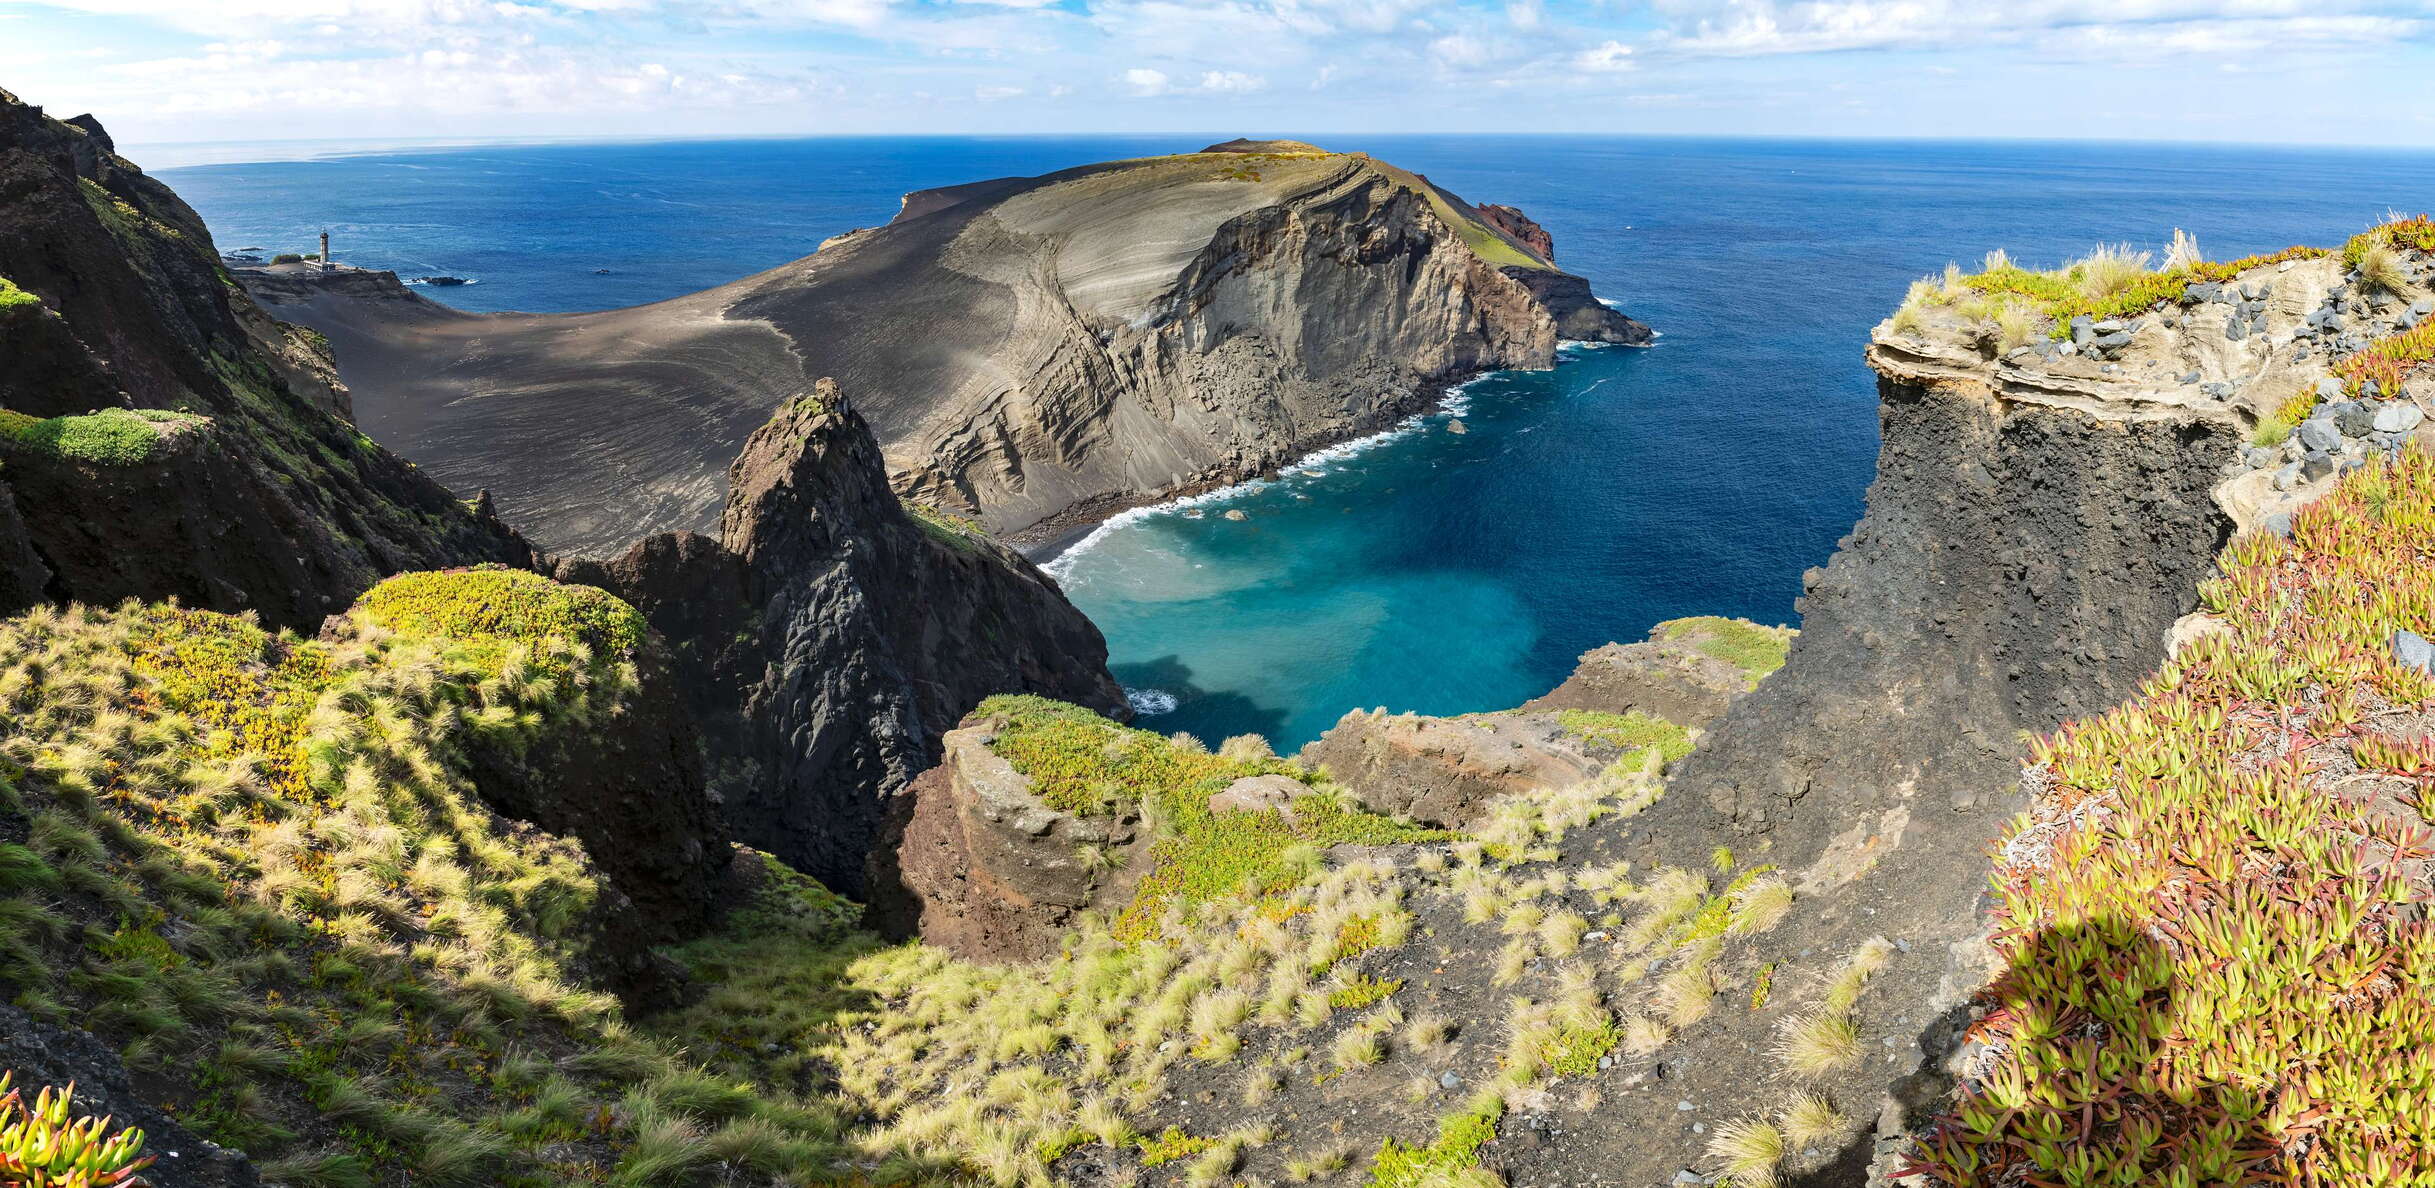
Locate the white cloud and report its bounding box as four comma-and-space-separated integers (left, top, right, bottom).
1644, 0, 2425, 58
1120, 66, 1169, 95
1197, 69, 1267, 92
974, 83, 1024, 99
1574, 39, 1634, 70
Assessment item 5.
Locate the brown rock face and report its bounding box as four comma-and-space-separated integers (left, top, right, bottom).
559, 380, 1126, 896
1299, 707, 1604, 827
1476, 202, 1555, 262
866, 722, 1147, 962
0, 90, 534, 629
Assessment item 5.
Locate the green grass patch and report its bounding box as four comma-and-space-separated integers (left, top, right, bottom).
356, 566, 645, 684
902, 499, 985, 551
1658, 615, 1792, 679
977, 695, 1444, 937
0, 407, 200, 466
1370, 1094, 1503, 1188
1553, 709, 1691, 762
1947, 244, 2329, 340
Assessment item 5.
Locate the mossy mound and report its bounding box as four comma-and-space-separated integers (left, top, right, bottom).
355, 565, 644, 685
0, 274, 37, 312
1911, 448, 2435, 1183
0, 407, 202, 466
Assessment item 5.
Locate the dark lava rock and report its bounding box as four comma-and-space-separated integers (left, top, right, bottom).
559, 379, 1125, 897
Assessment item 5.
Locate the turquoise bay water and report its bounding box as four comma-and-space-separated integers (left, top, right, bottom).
162, 136, 2435, 749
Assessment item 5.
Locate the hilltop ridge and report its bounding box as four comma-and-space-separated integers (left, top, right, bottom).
245, 141, 1649, 555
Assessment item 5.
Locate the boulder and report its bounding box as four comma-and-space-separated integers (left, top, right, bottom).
1209, 774, 1305, 821
2375, 402, 2425, 434
1299, 709, 1603, 827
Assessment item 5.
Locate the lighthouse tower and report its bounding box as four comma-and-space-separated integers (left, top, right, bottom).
319, 229, 331, 271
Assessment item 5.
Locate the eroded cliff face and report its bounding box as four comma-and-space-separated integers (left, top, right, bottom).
0, 90, 534, 628
559, 380, 1126, 894
248, 146, 1649, 554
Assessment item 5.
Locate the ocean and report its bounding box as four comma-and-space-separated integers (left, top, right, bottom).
160, 134, 2435, 750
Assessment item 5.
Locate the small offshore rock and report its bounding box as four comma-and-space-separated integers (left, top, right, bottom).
1222, 508, 1248, 522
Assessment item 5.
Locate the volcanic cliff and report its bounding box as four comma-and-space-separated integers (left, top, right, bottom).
245, 141, 1649, 555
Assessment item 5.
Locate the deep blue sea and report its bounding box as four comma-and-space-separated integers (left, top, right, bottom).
161, 136, 2435, 749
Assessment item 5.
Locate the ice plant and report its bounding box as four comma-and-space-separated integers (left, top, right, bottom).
0, 1073, 155, 1187
1908, 449, 2435, 1185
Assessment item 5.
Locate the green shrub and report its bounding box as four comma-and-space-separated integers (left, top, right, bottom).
0, 275, 37, 312
270, 253, 304, 265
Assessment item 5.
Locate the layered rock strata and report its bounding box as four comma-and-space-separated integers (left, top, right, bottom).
248, 144, 1650, 555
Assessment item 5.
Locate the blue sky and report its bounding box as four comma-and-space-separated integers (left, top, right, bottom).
4, 1, 2434, 152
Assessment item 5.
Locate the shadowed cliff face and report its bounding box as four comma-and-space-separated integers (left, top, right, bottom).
249, 147, 1648, 555
559, 381, 1125, 895
0, 89, 535, 629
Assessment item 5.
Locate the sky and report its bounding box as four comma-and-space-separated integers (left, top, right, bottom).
3, 0, 2435, 153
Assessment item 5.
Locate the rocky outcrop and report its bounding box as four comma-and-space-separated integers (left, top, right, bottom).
251, 143, 1651, 554
1476, 203, 1554, 262
0, 1005, 260, 1188
866, 721, 1148, 962
1301, 622, 1764, 827
0, 90, 534, 629
558, 380, 1126, 895
1300, 707, 1604, 827
1519, 624, 1763, 726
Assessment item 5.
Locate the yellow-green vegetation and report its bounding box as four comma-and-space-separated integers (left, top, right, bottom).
0, 276, 37, 313
1370, 1093, 1502, 1188
1553, 709, 1692, 762
354, 565, 643, 685
1969, 244, 2326, 336
1661, 615, 1794, 680
0, 576, 848, 1186
902, 499, 986, 550
0, 1072, 154, 1186
2338, 319, 2435, 400
976, 694, 1441, 936
1891, 241, 2331, 343
0, 408, 200, 467
2342, 214, 2435, 280
1911, 448, 2435, 1185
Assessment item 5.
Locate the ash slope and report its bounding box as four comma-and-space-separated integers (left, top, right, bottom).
248, 144, 1648, 556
